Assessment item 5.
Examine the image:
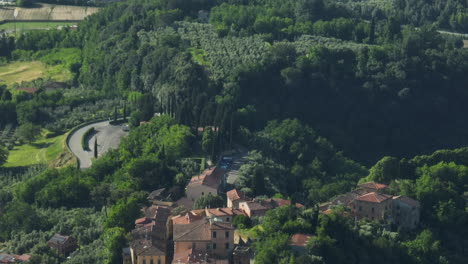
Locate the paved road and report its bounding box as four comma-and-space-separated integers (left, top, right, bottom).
67, 120, 128, 169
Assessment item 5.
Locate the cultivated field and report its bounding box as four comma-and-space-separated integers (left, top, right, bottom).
0, 3, 99, 22
464, 40, 468, 48
4, 130, 66, 167
0, 61, 71, 86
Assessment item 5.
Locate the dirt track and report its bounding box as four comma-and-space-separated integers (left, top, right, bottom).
0, 3, 99, 21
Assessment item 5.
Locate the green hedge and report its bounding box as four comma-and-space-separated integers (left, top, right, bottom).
81, 127, 95, 151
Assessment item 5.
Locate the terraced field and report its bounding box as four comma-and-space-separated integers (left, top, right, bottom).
0, 61, 71, 87
0, 3, 99, 22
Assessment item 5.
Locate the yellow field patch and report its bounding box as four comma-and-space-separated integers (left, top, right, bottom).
0, 61, 71, 87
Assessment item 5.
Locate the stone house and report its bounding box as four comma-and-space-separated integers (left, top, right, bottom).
129, 206, 171, 264
47, 234, 78, 256
226, 189, 247, 209
185, 167, 226, 202
204, 208, 247, 223
130, 239, 165, 264
350, 192, 393, 222
173, 217, 234, 260
392, 195, 420, 229
238, 201, 268, 218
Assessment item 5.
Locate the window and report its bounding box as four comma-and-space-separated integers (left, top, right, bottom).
206, 243, 211, 250
359, 206, 362, 211
225, 231, 229, 238
371, 207, 374, 213
225, 243, 230, 249
226, 217, 230, 222
143, 260, 146, 264
213, 243, 217, 249
158, 260, 161, 264
202, 192, 204, 196
212, 231, 217, 238
150, 260, 154, 264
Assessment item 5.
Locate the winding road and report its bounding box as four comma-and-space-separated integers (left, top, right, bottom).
66, 120, 128, 169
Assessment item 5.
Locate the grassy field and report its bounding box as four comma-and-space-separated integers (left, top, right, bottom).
0, 22, 76, 31
4, 130, 66, 167
464, 40, 468, 48
0, 61, 71, 87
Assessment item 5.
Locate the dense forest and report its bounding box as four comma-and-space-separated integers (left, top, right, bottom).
1, 0, 468, 263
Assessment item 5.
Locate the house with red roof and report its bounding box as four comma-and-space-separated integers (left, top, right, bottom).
349, 192, 393, 222
226, 189, 247, 209
173, 217, 234, 261
205, 207, 247, 223
289, 233, 313, 255
238, 201, 268, 218
186, 167, 226, 203
0, 254, 31, 263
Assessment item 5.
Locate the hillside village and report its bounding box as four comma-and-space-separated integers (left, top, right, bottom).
114, 156, 421, 264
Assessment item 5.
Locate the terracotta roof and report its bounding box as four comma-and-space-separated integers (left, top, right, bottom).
135, 217, 150, 225
188, 167, 226, 189
173, 219, 211, 241
240, 201, 268, 211
226, 189, 245, 201
13, 255, 31, 262
289, 233, 313, 247
173, 218, 233, 241
172, 212, 204, 225
17, 87, 38, 93
130, 239, 165, 256
205, 207, 246, 217
393, 195, 420, 207
191, 209, 205, 215
358, 182, 388, 190
355, 192, 392, 203
322, 209, 332, 215
172, 249, 227, 264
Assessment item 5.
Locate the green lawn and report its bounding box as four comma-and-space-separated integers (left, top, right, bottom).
0, 22, 76, 32
4, 131, 66, 167
0, 61, 71, 87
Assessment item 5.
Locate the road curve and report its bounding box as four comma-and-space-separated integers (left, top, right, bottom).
66, 120, 128, 169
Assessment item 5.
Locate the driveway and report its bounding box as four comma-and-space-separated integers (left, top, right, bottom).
67, 120, 128, 169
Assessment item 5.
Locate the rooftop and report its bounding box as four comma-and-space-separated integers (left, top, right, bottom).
355, 192, 392, 203
205, 207, 246, 217
226, 189, 245, 201
173, 218, 233, 242
130, 239, 165, 256
358, 182, 388, 190
240, 201, 268, 211
393, 195, 420, 207
48, 234, 73, 245
188, 167, 226, 189
289, 233, 313, 247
